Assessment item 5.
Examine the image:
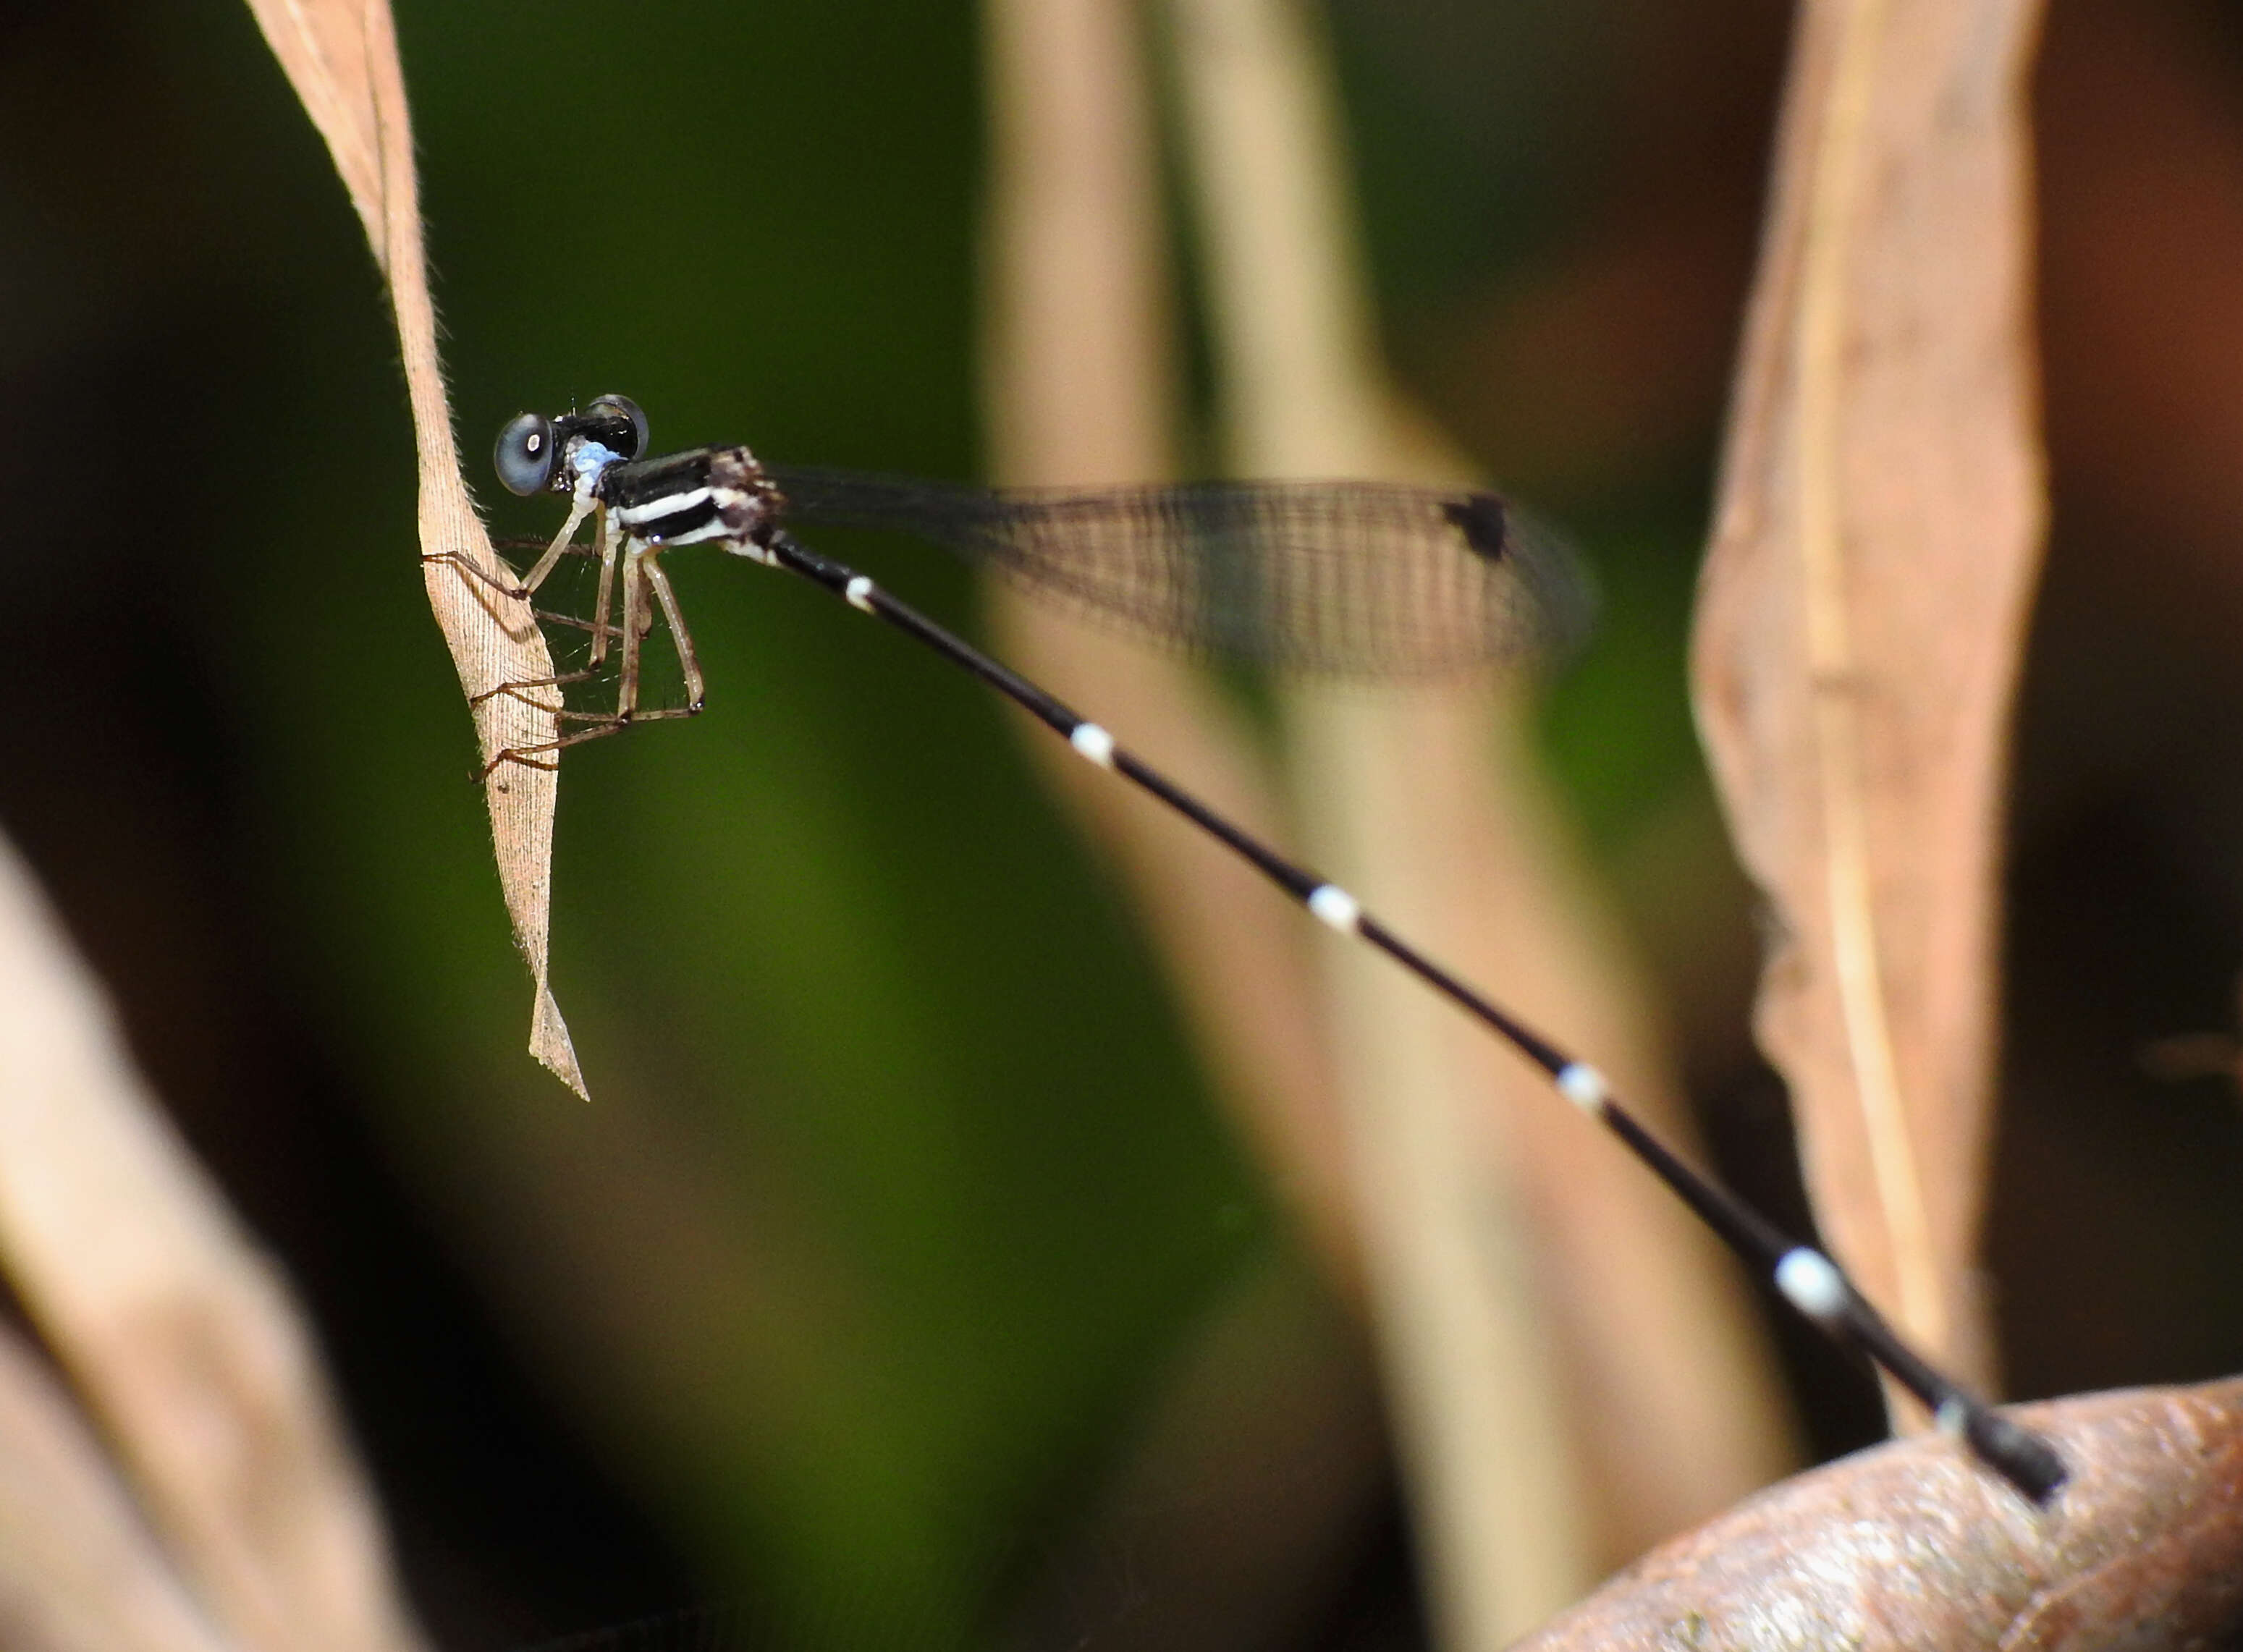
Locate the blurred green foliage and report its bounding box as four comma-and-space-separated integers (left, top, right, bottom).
0, 0, 1749, 1645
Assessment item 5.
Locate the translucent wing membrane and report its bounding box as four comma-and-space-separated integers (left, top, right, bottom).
764, 468, 1594, 677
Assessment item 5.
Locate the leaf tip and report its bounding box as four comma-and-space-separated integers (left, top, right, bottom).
532, 988, 588, 1101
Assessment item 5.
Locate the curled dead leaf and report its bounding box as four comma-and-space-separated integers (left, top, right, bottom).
1511, 1377, 2243, 1652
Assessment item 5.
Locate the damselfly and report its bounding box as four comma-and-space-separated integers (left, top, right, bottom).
442, 394, 2065, 1502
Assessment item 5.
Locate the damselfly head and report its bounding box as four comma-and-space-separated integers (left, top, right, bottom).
494, 394, 651, 497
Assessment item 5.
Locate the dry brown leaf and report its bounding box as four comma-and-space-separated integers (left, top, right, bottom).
1692, 0, 2049, 1396
1509, 1377, 2243, 1651
0, 835, 426, 1652
242, 0, 584, 1096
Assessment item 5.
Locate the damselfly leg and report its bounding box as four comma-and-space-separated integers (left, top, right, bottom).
465, 499, 709, 779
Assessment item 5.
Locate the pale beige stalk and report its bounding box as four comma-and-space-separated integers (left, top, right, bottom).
979, 0, 1364, 1295
244, 0, 585, 1096
0, 1314, 241, 1652
1694, 0, 2049, 1405
979, 0, 1388, 1640
0, 836, 428, 1652
1169, 0, 1791, 1633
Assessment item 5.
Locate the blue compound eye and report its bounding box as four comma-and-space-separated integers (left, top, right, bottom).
494, 412, 557, 496
585, 394, 650, 459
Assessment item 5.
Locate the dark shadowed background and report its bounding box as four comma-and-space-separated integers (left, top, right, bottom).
3, 0, 2243, 1646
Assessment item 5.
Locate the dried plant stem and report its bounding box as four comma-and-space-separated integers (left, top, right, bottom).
978, 0, 1366, 1297
1162, 0, 1589, 1630
980, 3, 1396, 1642
0, 1313, 238, 1652
1165, 0, 1787, 1627
0, 833, 426, 1652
